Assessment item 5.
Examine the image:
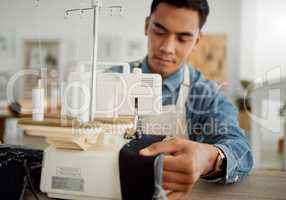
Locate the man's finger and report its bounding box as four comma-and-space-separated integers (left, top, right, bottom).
164, 155, 191, 174
167, 191, 186, 200
163, 181, 190, 192
163, 170, 193, 185
139, 138, 183, 156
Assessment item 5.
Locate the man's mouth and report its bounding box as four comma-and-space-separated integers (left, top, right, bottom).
153, 56, 175, 65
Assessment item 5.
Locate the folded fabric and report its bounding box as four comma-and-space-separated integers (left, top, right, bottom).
119, 134, 167, 200
0, 145, 43, 200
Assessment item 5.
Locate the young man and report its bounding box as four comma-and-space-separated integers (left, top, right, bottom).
136, 0, 253, 199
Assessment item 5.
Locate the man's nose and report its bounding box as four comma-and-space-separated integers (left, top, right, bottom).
159, 36, 175, 55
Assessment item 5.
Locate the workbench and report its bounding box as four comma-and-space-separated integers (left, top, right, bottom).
190, 170, 286, 200
0, 100, 60, 142
24, 170, 286, 200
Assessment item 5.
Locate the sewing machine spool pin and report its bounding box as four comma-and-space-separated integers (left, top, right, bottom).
64, 1, 125, 122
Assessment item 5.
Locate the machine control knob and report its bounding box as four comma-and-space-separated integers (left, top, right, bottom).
133, 68, 142, 74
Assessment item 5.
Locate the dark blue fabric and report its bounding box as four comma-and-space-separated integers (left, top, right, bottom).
0, 145, 43, 200
119, 135, 166, 200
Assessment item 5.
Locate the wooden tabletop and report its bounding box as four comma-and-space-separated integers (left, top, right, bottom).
190, 170, 286, 200
0, 99, 61, 118
24, 169, 286, 200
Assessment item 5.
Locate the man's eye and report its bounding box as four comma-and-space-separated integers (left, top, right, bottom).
178, 36, 192, 43
153, 28, 166, 35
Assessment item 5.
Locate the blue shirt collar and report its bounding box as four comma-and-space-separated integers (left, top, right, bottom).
142, 56, 184, 93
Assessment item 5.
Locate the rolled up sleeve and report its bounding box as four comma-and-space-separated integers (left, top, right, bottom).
186, 70, 253, 184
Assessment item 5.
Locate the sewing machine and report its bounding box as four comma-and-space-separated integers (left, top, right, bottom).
29, 63, 162, 200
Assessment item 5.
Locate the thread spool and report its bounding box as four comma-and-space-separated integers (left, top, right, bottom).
32, 79, 44, 121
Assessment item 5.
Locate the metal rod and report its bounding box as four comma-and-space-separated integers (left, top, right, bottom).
89, 5, 99, 121
66, 7, 94, 14
66, 6, 124, 17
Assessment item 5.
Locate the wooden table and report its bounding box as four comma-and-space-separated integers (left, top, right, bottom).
0, 100, 60, 142
190, 170, 286, 200
24, 170, 286, 200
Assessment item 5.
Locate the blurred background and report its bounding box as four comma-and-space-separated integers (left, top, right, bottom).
0, 0, 286, 171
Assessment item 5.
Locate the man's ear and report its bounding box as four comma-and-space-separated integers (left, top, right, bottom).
144, 16, 150, 36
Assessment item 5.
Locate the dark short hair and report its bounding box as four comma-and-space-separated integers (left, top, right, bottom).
150, 0, 209, 29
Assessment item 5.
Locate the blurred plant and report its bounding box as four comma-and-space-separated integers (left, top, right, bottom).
280, 102, 286, 117
240, 80, 255, 92
235, 80, 254, 112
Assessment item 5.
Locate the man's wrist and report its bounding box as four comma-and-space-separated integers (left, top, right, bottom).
202, 144, 219, 176
202, 146, 226, 178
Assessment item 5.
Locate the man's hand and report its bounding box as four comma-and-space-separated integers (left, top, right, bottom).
139, 138, 219, 200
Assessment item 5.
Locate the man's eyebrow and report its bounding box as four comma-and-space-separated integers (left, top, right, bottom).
177, 32, 195, 37
153, 22, 195, 37
153, 22, 168, 31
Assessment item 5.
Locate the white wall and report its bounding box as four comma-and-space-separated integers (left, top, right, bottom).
256, 0, 286, 80
206, 0, 241, 97
240, 0, 257, 80
240, 0, 286, 81
0, 0, 241, 96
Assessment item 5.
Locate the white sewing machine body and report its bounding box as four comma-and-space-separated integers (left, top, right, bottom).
41, 146, 123, 200
39, 63, 162, 200
63, 63, 162, 121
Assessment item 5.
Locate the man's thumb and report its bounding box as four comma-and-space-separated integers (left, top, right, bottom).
139, 139, 180, 156
139, 148, 154, 156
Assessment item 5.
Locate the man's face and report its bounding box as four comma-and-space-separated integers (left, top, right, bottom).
145, 3, 201, 78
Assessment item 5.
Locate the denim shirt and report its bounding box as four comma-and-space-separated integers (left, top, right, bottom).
132, 57, 253, 184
